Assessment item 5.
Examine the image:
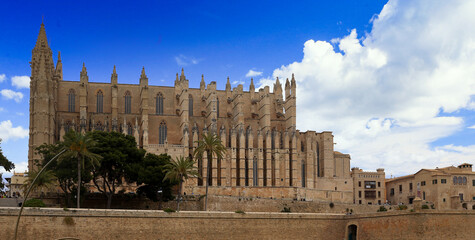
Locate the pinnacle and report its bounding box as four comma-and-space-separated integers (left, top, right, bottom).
113, 65, 117, 74
181, 68, 185, 76
141, 66, 146, 77
57, 51, 61, 62
35, 22, 50, 49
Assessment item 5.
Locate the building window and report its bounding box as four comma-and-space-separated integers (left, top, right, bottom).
189, 94, 193, 117
358, 181, 361, 187
458, 176, 463, 185
432, 179, 437, 184
159, 121, 167, 144
443, 198, 446, 202
358, 200, 362, 204
423, 191, 426, 200
472, 179, 475, 186
68, 89, 75, 112
124, 91, 131, 114
453, 176, 457, 185
301, 162, 306, 187
365, 181, 376, 189
462, 177, 467, 185
156, 93, 163, 115
459, 193, 463, 201
94, 121, 104, 131
378, 191, 381, 198
365, 191, 376, 199
96, 90, 103, 113
421, 181, 426, 186
253, 157, 258, 186
399, 184, 402, 192
127, 123, 133, 135
409, 183, 413, 191
358, 191, 361, 198
390, 188, 394, 196
64, 121, 72, 133
377, 182, 381, 188
271, 129, 276, 149
441, 179, 447, 184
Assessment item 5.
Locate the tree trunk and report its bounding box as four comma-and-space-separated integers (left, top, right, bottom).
77, 155, 81, 209
177, 179, 182, 212
107, 193, 112, 209
205, 151, 212, 211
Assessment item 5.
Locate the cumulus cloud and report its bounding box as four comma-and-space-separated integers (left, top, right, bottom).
11, 76, 30, 89
262, 0, 475, 176
0, 120, 29, 142
0, 89, 23, 103
245, 70, 263, 77
0, 74, 5, 83
174, 54, 201, 66
232, 80, 245, 85
469, 125, 475, 129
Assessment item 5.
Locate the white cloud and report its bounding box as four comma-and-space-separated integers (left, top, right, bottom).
0, 89, 23, 103
0, 107, 4, 112
0, 161, 28, 175
261, 0, 475, 176
245, 70, 263, 78
469, 125, 475, 129
11, 76, 30, 89
174, 54, 201, 66
0, 120, 28, 142
0, 74, 5, 83
232, 80, 245, 85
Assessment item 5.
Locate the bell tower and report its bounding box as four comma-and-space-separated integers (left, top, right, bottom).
28, 22, 57, 171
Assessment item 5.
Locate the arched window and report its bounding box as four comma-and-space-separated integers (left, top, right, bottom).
189, 95, 193, 117
253, 157, 258, 186
301, 161, 306, 187
458, 176, 463, 185
94, 121, 104, 131
453, 176, 457, 185
96, 90, 103, 113
159, 121, 167, 144
216, 98, 219, 117
463, 177, 467, 185
68, 89, 75, 112
156, 93, 163, 115
124, 91, 131, 114
301, 141, 305, 152
271, 129, 276, 149
127, 122, 133, 135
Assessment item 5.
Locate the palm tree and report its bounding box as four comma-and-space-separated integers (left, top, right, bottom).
193, 132, 226, 211
23, 169, 57, 199
163, 156, 199, 211
60, 131, 102, 208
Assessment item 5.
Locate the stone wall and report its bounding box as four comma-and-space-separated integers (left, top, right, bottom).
1, 207, 474, 240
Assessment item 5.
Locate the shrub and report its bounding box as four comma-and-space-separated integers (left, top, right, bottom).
164, 208, 176, 213
377, 206, 387, 212
421, 204, 429, 209
431, 204, 435, 209
63, 216, 75, 226
410, 209, 414, 212
235, 210, 245, 214
23, 198, 46, 207
329, 202, 335, 208
281, 207, 291, 213
398, 205, 408, 210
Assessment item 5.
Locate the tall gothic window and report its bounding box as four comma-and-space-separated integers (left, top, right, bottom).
159, 121, 167, 144
127, 122, 133, 135
271, 129, 276, 149
65, 121, 72, 133
96, 90, 103, 113
253, 157, 258, 186
189, 94, 193, 117
301, 162, 306, 187
68, 89, 75, 112
216, 98, 219, 117
124, 91, 131, 114
156, 93, 163, 115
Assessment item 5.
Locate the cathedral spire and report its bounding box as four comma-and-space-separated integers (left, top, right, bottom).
80, 63, 88, 83
140, 66, 148, 85
250, 78, 255, 92
55, 51, 62, 80
111, 65, 118, 85
141, 66, 147, 78
180, 68, 186, 81
35, 21, 49, 50
200, 74, 205, 90
226, 76, 231, 91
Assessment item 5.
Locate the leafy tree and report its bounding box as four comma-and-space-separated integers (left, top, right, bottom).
163, 156, 199, 211
193, 132, 226, 211
60, 131, 102, 208
36, 143, 94, 207
22, 169, 57, 200
88, 131, 144, 209
129, 153, 174, 208
0, 139, 15, 193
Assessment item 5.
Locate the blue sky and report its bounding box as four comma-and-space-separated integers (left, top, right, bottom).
1, 0, 474, 178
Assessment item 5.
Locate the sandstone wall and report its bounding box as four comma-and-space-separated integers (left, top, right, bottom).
1, 207, 474, 240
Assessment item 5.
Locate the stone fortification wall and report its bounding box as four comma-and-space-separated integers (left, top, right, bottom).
1, 207, 474, 240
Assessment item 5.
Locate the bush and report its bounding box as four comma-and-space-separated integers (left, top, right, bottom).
377, 206, 387, 212
398, 205, 408, 210
421, 204, 429, 209
235, 210, 245, 214
329, 202, 335, 208
281, 207, 291, 213
23, 198, 46, 207
164, 208, 176, 213
63, 216, 75, 226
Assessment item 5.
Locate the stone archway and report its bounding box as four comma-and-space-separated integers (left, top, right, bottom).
348, 224, 357, 240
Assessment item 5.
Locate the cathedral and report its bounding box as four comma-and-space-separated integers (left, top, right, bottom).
28, 23, 353, 202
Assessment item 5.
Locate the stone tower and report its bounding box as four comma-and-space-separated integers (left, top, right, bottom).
28, 22, 58, 171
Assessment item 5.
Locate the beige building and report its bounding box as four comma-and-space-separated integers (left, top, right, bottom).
28, 23, 354, 202
386, 163, 475, 210
351, 167, 385, 205
6, 172, 28, 198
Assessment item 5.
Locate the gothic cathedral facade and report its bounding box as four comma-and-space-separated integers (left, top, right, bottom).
29, 23, 353, 202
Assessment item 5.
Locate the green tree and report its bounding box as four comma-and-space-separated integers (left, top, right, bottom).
36, 143, 94, 207
60, 131, 102, 208
129, 153, 174, 208
193, 132, 226, 211
88, 131, 144, 209
0, 139, 15, 193
163, 156, 199, 211
22, 169, 57, 200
